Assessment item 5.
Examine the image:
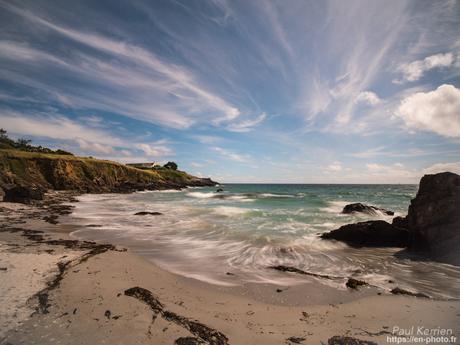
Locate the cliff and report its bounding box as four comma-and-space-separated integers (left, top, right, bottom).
0, 149, 217, 195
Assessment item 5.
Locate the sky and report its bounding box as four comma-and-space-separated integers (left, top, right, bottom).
0, 0, 460, 183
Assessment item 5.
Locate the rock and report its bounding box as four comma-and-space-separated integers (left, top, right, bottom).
134, 211, 163, 216
286, 336, 306, 344
342, 203, 394, 216
216, 188, 224, 192
321, 220, 409, 247
328, 336, 377, 345
345, 278, 368, 289
405, 172, 460, 265
391, 216, 408, 229
3, 185, 44, 203
175, 338, 203, 345
390, 287, 429, 298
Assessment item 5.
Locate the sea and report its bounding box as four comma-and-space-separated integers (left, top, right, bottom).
66, 184, 460, 299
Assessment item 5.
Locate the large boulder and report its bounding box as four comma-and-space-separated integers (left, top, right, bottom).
342, 202, 394, 216
321, 220, 409, 247
3, 185, 44, 203
406, 172, 460, 265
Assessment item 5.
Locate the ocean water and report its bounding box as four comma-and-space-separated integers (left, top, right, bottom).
66, 184, 460, 298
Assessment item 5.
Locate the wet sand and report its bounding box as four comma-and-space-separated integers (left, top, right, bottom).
1, 192, 459, 344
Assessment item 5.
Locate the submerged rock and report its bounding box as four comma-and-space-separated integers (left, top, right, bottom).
134, 211, 163, 216
342, 203, 394, 216
321, 220, 409, 247
405, 172, 460, 265
3, 185, 44, 203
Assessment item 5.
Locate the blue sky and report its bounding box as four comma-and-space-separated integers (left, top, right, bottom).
1, 0, 459, 183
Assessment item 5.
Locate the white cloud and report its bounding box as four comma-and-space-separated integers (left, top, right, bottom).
136, 142, 173, 157
75, 138, 115, 155
193, 135, 221, 144
227, 113, 266, 132
0, 110, 121, 145
396, 84, 460, 138
327, 161, 342, 172
398, 52, 454, 82
422, 161, 460, 175
212, 147, 248, 162
0, 4, 242, 128
355, 91, 381, 106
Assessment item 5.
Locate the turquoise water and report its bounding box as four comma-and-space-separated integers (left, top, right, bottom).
67, 184, 460, 298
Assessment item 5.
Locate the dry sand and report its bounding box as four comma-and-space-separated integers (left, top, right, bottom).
1, 194, 459, 345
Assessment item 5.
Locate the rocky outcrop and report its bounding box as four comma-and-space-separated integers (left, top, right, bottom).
0, 150, 217, 202
3, 185, 44, 203
342, 203, 394, 216
404, 172, 460, 265
321, 220, 409, 247
322, 172, 460, 266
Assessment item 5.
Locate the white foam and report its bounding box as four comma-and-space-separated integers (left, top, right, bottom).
212, 206, 252, 217
186, 192, 217, 199
260, 193, 296, 198
320, 200, 350, 214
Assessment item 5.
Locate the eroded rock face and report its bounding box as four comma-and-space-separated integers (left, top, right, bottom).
406, 172, 460, 265
320, 220, 409, 247
342, 203, 394, 216
3, 185, 44, 203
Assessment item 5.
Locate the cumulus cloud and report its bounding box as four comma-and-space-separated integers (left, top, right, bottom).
398, 52, 454, 82
396, 84, 460, 138
354, 91, 381, 106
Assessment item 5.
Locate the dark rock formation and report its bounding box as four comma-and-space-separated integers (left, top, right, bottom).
390, 287, 429, 298
134, 211, 163, 216
321, 220, 408, 247
345, 278, 368, 289
3, 185, 44, 203
405, 172, 460, 265
391, 216, 408, 229
216, 188, 224, 192
328, 336, 377, 345
342, 203, 394, 216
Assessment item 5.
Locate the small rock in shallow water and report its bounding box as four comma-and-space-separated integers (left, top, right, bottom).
342, 203, 393, 216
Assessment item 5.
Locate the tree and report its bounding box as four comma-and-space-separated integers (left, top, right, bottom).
163, 161, 178, 170
17, 138, 32, 147
0, 128, 7, 139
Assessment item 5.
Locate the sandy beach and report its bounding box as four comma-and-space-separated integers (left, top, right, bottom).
1, 192, 459, 345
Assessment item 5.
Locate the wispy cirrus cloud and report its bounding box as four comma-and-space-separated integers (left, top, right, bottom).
0, 2, 242, 129
212, 147, 248, 162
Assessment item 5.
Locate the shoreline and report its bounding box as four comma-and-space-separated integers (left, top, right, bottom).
1, 191, 459, 344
